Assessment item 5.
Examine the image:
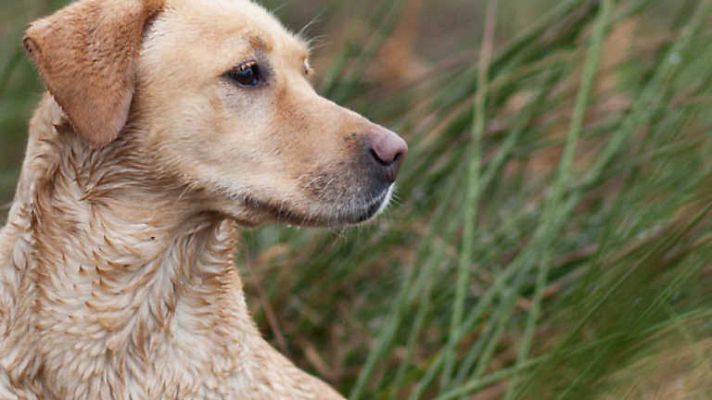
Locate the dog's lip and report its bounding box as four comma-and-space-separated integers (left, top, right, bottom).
353, 185, 394, 223
326, 184, 395, 225
240, 185, 394, 227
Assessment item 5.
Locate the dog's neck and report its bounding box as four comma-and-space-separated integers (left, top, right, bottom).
0, 96, 323, 398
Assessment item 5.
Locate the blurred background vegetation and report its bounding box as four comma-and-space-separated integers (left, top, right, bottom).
2, 0, 711, 399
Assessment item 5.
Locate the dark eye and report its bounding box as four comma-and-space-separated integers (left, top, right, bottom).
226, 61, 264, 87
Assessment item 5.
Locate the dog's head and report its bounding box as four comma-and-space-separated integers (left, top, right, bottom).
23, 0, 407, 227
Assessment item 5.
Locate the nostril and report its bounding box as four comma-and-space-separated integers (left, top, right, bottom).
369, 147, 391, 167
369, 138, 408, 167
392, 150, 404, 164
364, 127, 408, 182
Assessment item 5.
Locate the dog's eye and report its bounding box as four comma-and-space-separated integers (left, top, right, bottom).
226, 61, 264, 87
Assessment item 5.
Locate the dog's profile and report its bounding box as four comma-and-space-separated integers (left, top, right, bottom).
0, 0, 407, 398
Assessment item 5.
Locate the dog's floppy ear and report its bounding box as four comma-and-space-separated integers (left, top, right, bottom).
23, 0, 165, 147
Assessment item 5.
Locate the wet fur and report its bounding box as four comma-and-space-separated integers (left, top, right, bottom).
0, 0, 405, 398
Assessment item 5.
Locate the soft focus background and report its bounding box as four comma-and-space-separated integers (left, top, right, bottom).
2, 0, 711, 398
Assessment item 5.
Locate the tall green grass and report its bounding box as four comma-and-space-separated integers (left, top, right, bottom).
1, 0, 711, 398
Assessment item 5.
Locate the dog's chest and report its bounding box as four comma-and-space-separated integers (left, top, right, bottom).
0, 213, 252, 399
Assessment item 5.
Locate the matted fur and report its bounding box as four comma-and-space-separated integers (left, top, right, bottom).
0, 0, 406, 398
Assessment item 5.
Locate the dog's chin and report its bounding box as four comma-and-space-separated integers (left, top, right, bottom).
235, 185, 395, 228
337, 185, 395, 226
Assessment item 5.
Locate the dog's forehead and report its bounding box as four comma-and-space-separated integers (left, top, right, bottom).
163, 0, 309, 59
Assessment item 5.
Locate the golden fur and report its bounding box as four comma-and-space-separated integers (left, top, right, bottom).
0, 0, 407, 398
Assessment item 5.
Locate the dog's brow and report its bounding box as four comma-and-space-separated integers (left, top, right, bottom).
248, 35, 272, 52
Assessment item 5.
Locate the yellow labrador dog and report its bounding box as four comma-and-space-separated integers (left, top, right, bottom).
0, 0, 407, 398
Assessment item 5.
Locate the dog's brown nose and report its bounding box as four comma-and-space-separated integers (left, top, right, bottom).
367, 127, 408, 183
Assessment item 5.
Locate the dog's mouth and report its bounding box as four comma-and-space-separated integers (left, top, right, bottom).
238, 185, 394, 227
346, 185, 394, 224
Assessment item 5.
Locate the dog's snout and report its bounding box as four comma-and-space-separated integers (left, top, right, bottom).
366, 127, 408, 183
